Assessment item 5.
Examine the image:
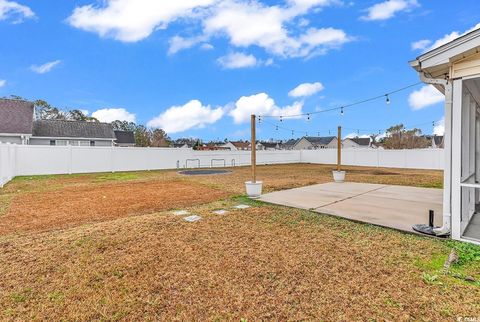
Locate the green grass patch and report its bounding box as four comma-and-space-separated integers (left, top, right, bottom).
94, 172, 140, 182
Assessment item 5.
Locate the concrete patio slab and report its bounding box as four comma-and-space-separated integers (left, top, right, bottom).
259, 182, 443, 233
259, 188, 356, 210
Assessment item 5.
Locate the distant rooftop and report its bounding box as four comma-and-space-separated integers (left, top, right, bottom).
33, 120, 115, 139
0, 99, 34, 134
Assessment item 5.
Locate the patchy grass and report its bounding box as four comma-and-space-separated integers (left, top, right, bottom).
1, 163, 477, 321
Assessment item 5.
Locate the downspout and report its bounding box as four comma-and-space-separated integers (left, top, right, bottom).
419, 72, 452, 236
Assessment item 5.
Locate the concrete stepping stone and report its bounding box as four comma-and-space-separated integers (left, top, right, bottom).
213, 209, 229, 215
234, 204, 250, 209
172, 210, 189, 216
184, 215, 202, 222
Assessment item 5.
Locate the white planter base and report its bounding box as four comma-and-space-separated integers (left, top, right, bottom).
332, 171, 346, 183
245, 181, 263, 198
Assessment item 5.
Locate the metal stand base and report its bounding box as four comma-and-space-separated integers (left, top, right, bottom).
412, 224, 449, 238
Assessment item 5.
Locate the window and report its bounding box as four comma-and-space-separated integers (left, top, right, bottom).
50, 140, 55, 146
78, 141, 90, 147
90, 141, 95, 147
56, 140, 68, 146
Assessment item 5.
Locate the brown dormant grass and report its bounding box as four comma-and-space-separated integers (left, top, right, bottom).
1, 203, 478, 320
2, 164, 477, 321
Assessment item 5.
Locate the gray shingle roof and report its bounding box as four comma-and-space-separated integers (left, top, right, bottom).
349, 137, 371, 146
114, 130, 135, 144
433, 135, 444, 146
305, 136, 336, 146
0, 99, 34, 134
32, 120, 115, 139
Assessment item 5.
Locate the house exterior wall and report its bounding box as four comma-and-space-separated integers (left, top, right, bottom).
293, 138, 313, 150
29, 138, 114, 146
342, 139, 359, 149
0, 135, 24, 144
326, 139, 338, 149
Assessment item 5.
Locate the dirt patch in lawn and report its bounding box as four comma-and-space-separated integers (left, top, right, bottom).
0, 180, 227, 235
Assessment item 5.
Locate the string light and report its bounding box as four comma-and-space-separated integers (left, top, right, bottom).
280, 116, 283, 122
307, 113, 310, 121
340, 107, 344, 116
259, 81, 421, 119
258, 116, 261, 124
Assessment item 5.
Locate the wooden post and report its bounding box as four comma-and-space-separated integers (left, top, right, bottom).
337, 126, 342, 171
251, 114, 256, 183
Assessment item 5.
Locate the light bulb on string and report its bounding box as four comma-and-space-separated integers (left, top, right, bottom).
280, 116, 283, 122
340, 107, 344, 116
385, 94, 390, 105
276, 125, 278, 131
307, 114, 310, 121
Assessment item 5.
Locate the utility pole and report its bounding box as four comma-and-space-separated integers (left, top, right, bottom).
251, 114, 256, 183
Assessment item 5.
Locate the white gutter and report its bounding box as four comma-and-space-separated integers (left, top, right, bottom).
420, 72, 452, 236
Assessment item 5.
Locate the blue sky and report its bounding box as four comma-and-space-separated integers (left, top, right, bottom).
1, 0, 479, 140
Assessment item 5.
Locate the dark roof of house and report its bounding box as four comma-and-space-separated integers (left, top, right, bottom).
32, 120, 115, 139
260, 142, 279, 148
0, 99, 34, 134
348, 137, 371, 146
114, 130, 135, 144
282, 139, 298, 146
433, 135, 444, 146
304, 136, 336, 146
230, 141, 250, 149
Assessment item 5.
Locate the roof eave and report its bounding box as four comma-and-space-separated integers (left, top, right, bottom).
411, 28, 480, 74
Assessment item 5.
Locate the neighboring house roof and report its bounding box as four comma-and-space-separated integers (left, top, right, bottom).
173, 143, 191, 148
261, 142, 279, 148
114, 130, 135, 144
282, 139, 298, 147
304, 136, 336, 146
348, 137, 371, 146
0, 99, 34, 134
433, 135, 444, 146
32, 120, 115, 139
231, 141, 250, 149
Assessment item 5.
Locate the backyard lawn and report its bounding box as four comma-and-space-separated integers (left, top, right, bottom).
0, 164, 479, 320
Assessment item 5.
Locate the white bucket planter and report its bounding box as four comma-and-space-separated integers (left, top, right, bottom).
245, 181, 263, 198
332, 171, 346, 183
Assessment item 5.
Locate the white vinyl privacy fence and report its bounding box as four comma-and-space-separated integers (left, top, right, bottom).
0, 144, 444, 187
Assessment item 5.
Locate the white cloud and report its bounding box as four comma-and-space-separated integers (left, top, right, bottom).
92, 108, 136, 123
229, 92, 303, 124
0, 0, 35, 23
204, 1, 351, 58
30, 60, 62, 74
200, 43, 214, 50
360, 0, 418, 21
0, 79, 5, 87
344, 132, 371, 139
433, 117, 444, 136
68, 0, 351, 60
411, 39, 431, 51
217, 52, 258, 69
412, 23, 480, 52
147, 100, 224, 133
408, 85, 444, 110
288, 82, 324, 97
67, 0, 215, 42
